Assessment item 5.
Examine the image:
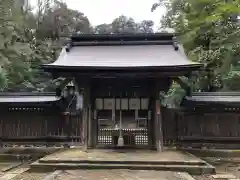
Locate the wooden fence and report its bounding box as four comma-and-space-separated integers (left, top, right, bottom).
0, 107, 82, 147
0, 106, 240, 148
162, 107, 240, 148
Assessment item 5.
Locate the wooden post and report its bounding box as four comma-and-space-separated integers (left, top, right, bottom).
75, 78, 91, 151
154, 80, 164, 152
147, 97, 153, 149
92, 109, 97, 148
82, 107, 88, 150
87, 105, 92, 147
155, 99, 164, 152
82, 84, 91, 151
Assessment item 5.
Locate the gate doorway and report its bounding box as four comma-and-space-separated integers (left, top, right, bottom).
93, 82, 152, 149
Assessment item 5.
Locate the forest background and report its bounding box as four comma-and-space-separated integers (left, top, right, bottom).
1, 0, 240, 107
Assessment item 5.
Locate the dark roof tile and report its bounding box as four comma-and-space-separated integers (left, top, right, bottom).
42, 33, 202, 71
44, 45, 201, 69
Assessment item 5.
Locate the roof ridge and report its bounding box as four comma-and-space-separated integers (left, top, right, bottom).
71, 33, 175, 42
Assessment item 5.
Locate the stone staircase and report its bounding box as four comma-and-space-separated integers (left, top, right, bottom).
30, 156, 215, 175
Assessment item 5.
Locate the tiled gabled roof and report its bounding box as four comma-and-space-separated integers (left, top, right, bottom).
42, 33, 202, 72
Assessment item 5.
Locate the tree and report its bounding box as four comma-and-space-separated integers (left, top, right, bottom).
0, 0, 92, 91
111, 15, 138, 33
137, 20, 154, 33
152, 0, 240, 91
35, 0, 91, 40
94, 24, 113, 34
0, 0, 34, 91
29, 0, 92, 91
93, 15, 154, 34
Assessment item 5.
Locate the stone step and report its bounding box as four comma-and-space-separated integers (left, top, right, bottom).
39, 159, 206, 166
30, 162, 215, 175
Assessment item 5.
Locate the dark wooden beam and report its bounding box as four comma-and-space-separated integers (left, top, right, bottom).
152, 78, 172, 152
75, 78, 92, 150
153, 78, 172, 152
44, 70, 200, 79
154, 80, 164, 152
71, 33, 175, 42
72, 40, 173, 46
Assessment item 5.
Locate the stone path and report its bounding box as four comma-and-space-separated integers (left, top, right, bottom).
194, 158, 240, 180
0, 165, 239, 180
0, 168, 29, 180
195, 173, 240, 180
55, 170, 194, 180
41, 149, 203, 163
0, 152, 240, 180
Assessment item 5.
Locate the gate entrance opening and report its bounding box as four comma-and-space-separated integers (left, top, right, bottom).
94, 82, 151, 148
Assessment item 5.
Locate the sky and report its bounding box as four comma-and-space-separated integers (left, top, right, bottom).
30, 0, 166, 29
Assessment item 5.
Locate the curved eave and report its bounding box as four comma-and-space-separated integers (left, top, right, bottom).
42, 63, 203, 73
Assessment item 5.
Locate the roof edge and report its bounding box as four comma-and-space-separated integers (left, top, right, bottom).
71, 33, 175, 43
190, 92, 240, 97
42, 63, 203, 72
0, 92, 58, 97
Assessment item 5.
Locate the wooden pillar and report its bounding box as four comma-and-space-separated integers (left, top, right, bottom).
75, 78, 91, 150
82, 83, 91, 150
88, 85, 96, 148
154, 79, 164, 152
155, 99, 164, 152
87, 105, 92, 147
147, 97, 154, 148
92, 98, 98, 148
82, 107, 88, 150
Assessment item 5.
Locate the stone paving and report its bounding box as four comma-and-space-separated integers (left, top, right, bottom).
194, 159, 240, 180
55, 170, 193, 180
0, 151, 240, 180
0, 163, 239, 180
41, 149, 204, 163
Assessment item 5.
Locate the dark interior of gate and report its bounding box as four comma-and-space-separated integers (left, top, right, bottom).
92, 79, 152, 148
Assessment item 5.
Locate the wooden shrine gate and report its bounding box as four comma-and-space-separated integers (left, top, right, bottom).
42, 33, 203, 151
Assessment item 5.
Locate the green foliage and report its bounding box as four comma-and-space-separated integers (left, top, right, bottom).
160, 83, 186, 108
0, 0, 91, 91
35, 1, 91, 40
0, 0, 34, 91
154, 0, 240, 91
93, 16, 155, 34
152, 0, 240, 107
